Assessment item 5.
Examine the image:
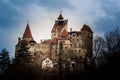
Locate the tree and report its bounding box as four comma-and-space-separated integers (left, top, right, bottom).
104, 27, 120, 71
58, 41, 63, 73
0, 48, 10, 75
15, 41, 32, 65
104, 27, 120, 54
93, 36, 105, 67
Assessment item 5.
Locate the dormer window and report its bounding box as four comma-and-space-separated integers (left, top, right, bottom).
58, 21, 63, 25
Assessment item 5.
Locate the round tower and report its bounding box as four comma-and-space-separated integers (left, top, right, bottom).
81, 24, 93, 67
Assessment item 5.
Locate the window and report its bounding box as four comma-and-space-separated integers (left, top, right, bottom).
70, 44, 72, 47
55, 51, 57, 53
72, 34, 75, 37
77, 39, 79, 41
77, 33, 79, 37
73, 39, 74, 41
58, 21, 63, 25
74, 44, 76, 47
72, 63, 75, 68
46, 60, 49, 63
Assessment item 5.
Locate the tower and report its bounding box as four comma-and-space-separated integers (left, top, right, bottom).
51, 13, 68, 39
22, 22, 33, 42
15, 22, 35, 63
81, 24, 93, 67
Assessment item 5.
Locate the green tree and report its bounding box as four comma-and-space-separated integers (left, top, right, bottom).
58, 41, 63, 73
0, 48, 10, 74
15, 42, 32, 65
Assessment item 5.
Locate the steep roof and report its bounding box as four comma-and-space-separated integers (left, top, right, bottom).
41, 39, 52, 44
51, 20, 67, 33
60, 29, 68, 37
57, 13, 64, 19
41, 38, 58, 45
51, 13, 68, 33
23, 23, 33, 39
81, 24, 93, 33
52, 38, 58, 44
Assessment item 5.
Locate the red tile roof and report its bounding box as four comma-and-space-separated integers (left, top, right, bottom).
41, 39, 52, 44
58, 13, 64, 19
60, 29, 68, 37
51, 20, 67, 33
52, 38, 58, 44
81, 24, 93, 33
41, 38, 58, 45
23, 23, 33, 39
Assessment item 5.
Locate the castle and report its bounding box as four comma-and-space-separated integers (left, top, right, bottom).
15, 13, 93, 70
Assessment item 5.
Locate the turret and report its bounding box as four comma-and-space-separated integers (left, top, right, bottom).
51, 12, 68, 39
22, 22, 33, 42
81, 24, 93, 62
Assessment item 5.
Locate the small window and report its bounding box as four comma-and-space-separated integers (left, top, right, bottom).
77, 39, 79, 41
77, 33, 79, 37
46, 60, 49, 63
55, 51, 57, 53
58, 21, 63, 25
74, 44, 76, 47
70, 44, 72, 47
73, 39, 74, 41
72, 63, 75, 68
72, 34, 75, 37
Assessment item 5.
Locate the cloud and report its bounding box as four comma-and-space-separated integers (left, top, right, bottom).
67, 0, 120, 35
0, 25, 23, 58
1, 0, 120, 58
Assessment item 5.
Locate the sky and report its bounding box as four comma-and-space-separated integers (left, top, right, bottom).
0, 0, 120, 58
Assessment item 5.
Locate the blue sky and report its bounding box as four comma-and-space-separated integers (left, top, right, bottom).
0, 0, 120, 58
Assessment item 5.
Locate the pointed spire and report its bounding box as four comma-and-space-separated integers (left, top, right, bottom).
57, 11, 64, 20
23, 21, 33, 39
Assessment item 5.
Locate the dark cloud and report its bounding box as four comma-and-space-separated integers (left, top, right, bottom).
93, 0, 120, 35
0, 0, 120, 58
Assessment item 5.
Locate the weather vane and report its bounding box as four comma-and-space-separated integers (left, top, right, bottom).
27, 20, 29, 24
60, 10, 62, 14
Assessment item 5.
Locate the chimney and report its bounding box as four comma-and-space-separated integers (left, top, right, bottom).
41, 39, 42, 43
70, 28, 72, 32
18, 37, 21, 42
